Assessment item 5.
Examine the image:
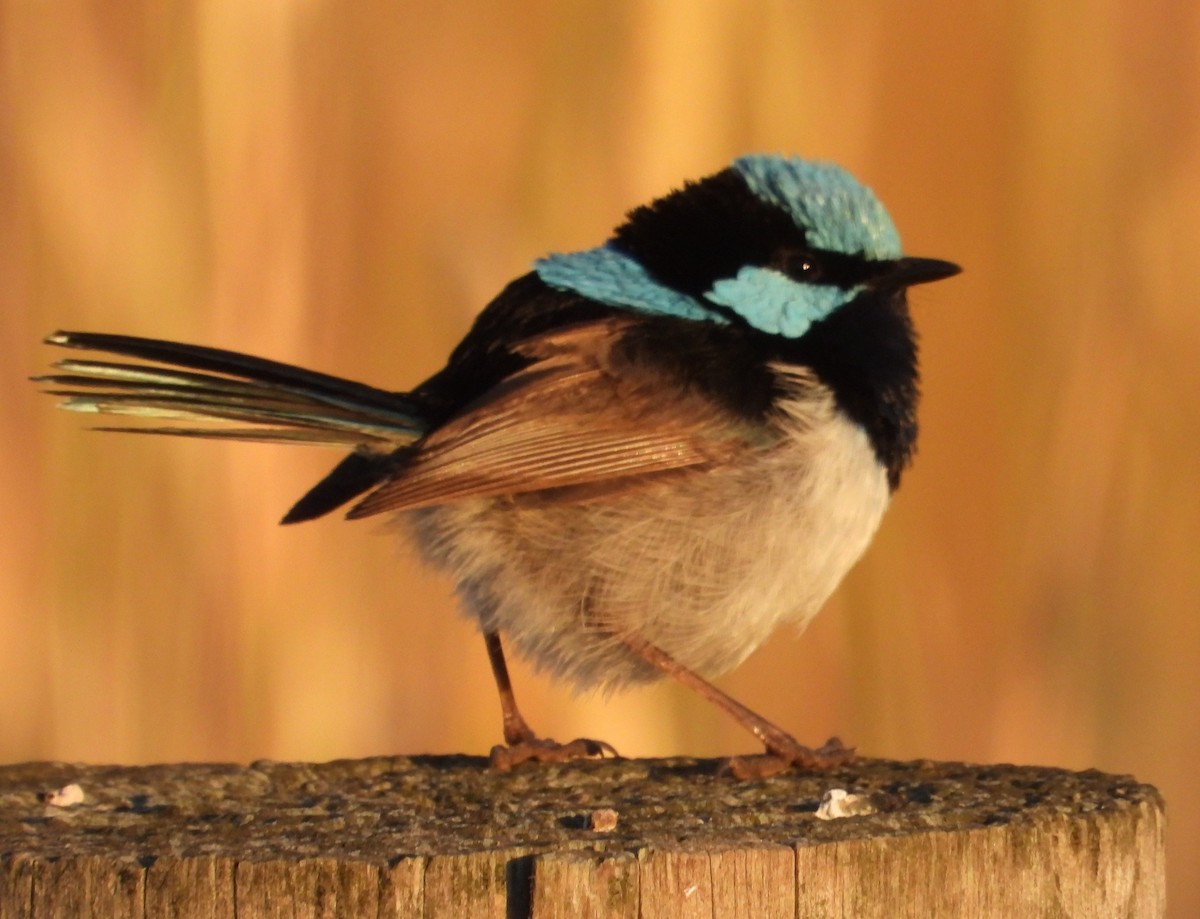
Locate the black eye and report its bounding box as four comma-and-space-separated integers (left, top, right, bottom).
776, 250, 823, 282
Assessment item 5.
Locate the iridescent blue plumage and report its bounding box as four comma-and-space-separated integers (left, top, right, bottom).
731, 155, 902, 260
705, 264, 858, 338
534, 245, 720, 324
534, 154, 902, 340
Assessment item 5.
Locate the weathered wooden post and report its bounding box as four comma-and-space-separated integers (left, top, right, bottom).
0, 756, 1164, 917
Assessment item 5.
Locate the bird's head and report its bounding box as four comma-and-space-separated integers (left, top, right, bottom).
535, 154, 959, 340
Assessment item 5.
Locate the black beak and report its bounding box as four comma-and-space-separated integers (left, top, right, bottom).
876, 256, 961, 289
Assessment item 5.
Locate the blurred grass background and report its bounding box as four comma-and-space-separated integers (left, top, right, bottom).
2, 0, 1197, 912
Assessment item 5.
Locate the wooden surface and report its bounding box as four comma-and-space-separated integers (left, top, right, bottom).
0, 755, 1165, 917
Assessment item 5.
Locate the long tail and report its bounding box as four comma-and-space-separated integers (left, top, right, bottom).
36, 331, 429, 522
36, 331, 427, 447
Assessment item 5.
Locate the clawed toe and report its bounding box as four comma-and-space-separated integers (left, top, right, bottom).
489, 736, 619, 770
725, 736, 856, 780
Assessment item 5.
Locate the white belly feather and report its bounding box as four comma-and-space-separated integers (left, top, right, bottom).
405, 370, 890, 691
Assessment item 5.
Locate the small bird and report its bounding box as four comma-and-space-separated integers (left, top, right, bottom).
38, 155, 959, 778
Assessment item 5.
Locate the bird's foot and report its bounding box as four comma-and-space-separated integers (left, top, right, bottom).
725, 736, 855, 780
489, 736, 619, 771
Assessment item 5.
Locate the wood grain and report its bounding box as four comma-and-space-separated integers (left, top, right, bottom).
0, 756, 1164, 917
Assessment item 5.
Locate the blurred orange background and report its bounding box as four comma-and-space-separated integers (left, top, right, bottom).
3, 1, 1197, 913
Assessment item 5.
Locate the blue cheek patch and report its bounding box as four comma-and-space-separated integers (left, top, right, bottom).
706, 267, 860, 338
536, 246, 858, 339
535, 245, 724, 324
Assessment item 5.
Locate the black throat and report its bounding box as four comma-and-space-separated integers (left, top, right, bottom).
777, 288, 919, 490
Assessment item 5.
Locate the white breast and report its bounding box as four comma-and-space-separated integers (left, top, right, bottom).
406, 370, 890, 692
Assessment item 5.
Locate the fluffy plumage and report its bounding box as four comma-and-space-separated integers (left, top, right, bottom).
38, 155, 959, 768
408, 364, 889, 690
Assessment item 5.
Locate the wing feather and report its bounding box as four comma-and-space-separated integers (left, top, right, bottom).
348, 319, 758, 516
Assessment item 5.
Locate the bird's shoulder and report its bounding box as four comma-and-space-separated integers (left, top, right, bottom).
413, 273, 790, 429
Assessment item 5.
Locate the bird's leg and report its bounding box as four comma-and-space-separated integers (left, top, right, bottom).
618, 634, 854, 779
483, 631, 617, 769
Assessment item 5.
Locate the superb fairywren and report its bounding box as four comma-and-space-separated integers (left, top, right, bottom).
39, 155, 959, 778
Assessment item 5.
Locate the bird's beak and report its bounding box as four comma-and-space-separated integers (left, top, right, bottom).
877, 256, 961, 288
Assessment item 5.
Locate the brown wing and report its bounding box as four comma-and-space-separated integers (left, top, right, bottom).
347, 319, 759, 517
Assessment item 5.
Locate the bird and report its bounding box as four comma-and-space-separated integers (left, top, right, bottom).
37, 154, 959, 778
